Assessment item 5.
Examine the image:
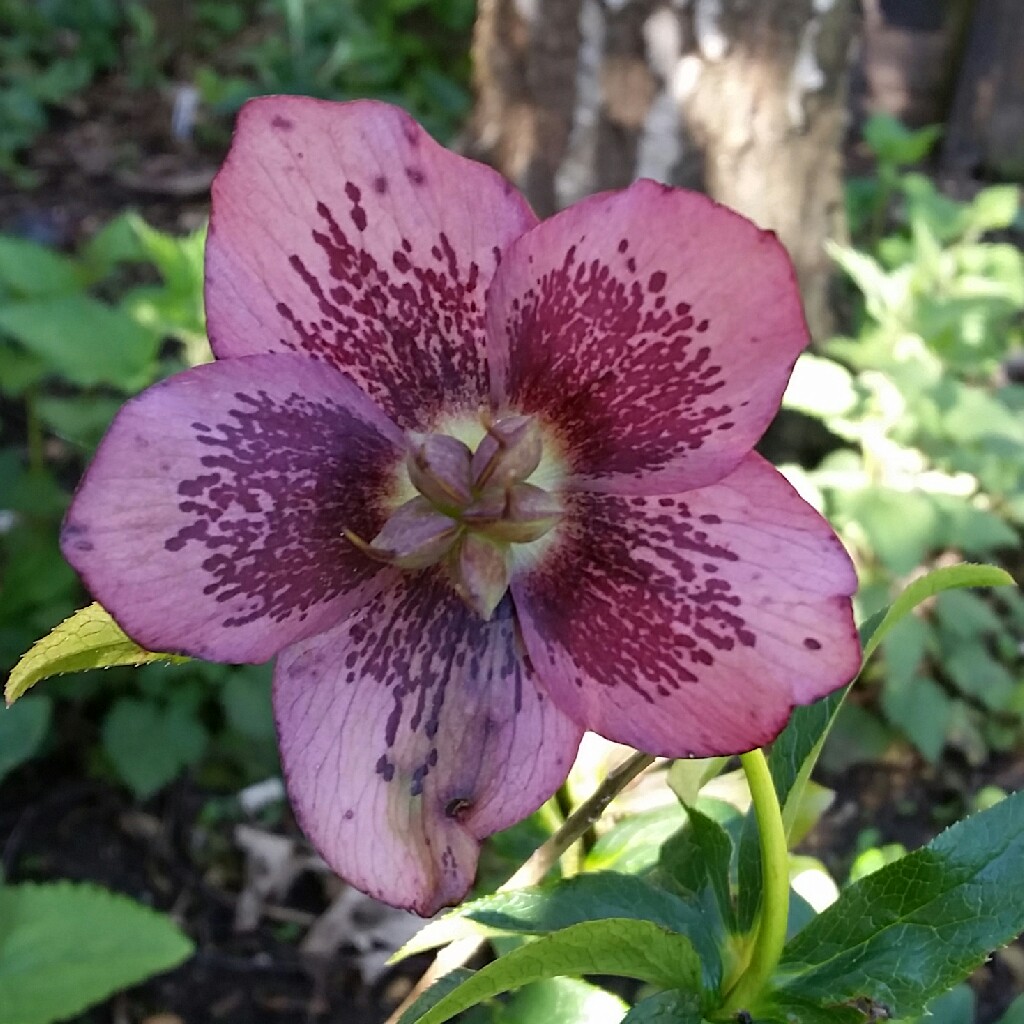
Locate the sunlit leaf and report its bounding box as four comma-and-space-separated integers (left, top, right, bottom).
776, 789, 1024, 1018
402, 920, 705, 1024
861, 563, 1015, 661
6, 603, 189, 705
0, 882, 193, 1024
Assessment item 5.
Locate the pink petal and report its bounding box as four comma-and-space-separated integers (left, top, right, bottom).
274, 574, 583, 915
511, 453, 860, 757
488, 180, 809, 493
62, 354, 404, 663
206, 96, 537, 431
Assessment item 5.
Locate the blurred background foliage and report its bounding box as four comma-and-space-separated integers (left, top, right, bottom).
0, 1, 1023, 1022
780, 118, 1024, 772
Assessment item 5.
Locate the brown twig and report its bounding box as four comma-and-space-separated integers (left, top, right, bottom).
385, 750, 656, 1024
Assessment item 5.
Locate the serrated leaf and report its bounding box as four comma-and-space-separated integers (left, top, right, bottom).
6, 603, 189, 705
403, 920, 705, 1024
620, 990, 702, 1022
394, 874, 720, 992
775, 788, 1024, 1017
496, 978, 627, 1023
0, 881, 193, 1024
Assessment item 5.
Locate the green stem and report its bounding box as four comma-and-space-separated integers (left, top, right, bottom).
721, 749, 789, 1016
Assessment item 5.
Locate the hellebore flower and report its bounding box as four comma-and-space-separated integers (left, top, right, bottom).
61, 97, 860, 914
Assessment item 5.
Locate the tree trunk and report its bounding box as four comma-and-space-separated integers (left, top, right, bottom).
858, 0, 975, 128
943, 0, 1024, 182
470, 0, 856, 341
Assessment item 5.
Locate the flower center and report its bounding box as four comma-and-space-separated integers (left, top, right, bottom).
346, 413, 563, 620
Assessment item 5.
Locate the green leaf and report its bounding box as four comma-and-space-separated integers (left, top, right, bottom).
966, 185, 1020, 235
753, 994, 862, 1024
0, 695, 52, 784
881, 674, 951, 762
766, 689, 847, 813
34, 394, 122, 449
102, 699, 208, 799
395, 874, 720, 992
397, 969, 477, 1024
666, 757, 728, 806
0, 235, 83, 297
861, 563, 1016, 662
776, 788, 1024, 1017
0, 881, 193, 1024
659, 805, 735, 932
817, 703, 895, 773
79, 212, 147, 276
863, 114, 942, 166
5, 603, 189, 705
619, 990, 702, 1022
496, 979, 628, 1023
0, 294, 158, 389
933, 588, 1003, 638
402, 920, 705, 1024
0, 343, 48, 396
583, 804, 687, 874
220, 668, 275, 739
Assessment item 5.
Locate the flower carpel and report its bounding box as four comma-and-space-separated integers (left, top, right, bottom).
349, 413, 562, 619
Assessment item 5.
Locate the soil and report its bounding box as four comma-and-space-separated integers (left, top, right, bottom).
1, 752, 422, 1024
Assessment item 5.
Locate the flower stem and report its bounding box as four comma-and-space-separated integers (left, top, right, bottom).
721, 749, 789, 1016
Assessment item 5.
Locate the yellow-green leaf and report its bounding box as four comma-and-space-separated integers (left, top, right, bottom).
5, 603, 188, 705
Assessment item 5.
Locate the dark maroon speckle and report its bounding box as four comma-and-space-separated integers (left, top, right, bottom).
162, 388, 395, 629
521, 492, 753, 704
273, 202, 491, 430
506, 238, 730, 481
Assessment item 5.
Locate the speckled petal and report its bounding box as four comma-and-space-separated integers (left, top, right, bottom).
206, 96, 537, 431
511, 453, 860, 757
488, 181, 809, 493
62, 354, 404, 663
274, 574, 583, 915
